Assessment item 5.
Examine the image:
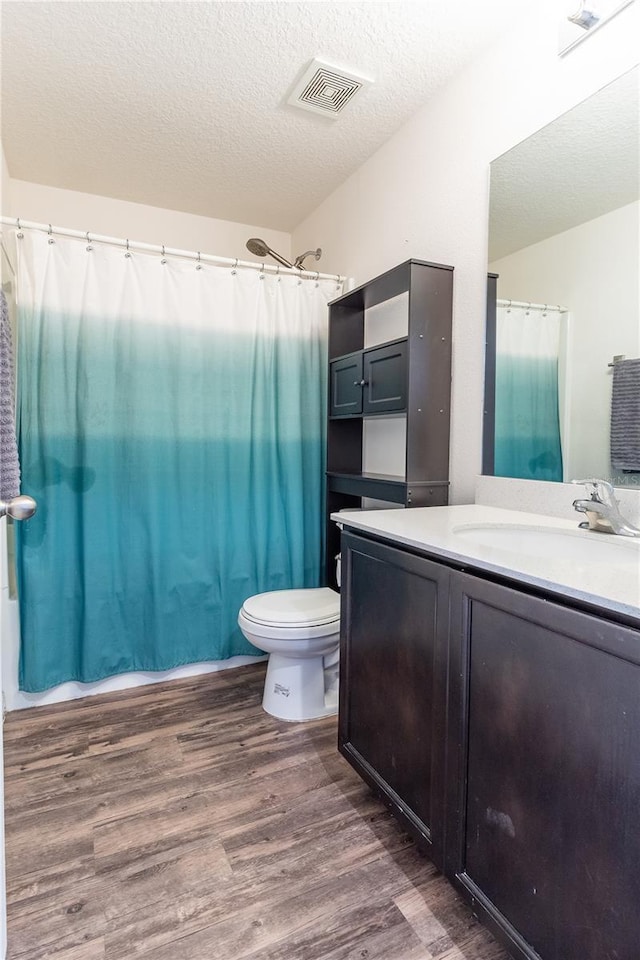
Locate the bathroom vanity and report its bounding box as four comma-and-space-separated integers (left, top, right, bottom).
334, 504, 640, 960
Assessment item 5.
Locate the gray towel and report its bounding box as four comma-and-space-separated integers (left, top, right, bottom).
610, 358, 640, 472
0, 288, 21, 499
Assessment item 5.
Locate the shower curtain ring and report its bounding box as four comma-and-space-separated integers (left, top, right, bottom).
276, 265, 281, 281
16, 218, 23, 239
231, 258, 238, 276
314, 271, 320, 286
125, 239, 131, 258
47, 224, 54, 244
196, 251, 202, 270
161, 245, 167, 265
86, 231, 93, 252
259, 263, 265, 279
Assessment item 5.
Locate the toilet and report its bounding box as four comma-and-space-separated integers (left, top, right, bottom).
238, 584, 340, 722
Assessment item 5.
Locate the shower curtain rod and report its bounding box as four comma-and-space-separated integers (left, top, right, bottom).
497, 298, 568, 313
0, 217, 346, 284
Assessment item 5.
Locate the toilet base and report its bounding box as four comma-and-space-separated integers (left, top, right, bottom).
262, 652, 338, 722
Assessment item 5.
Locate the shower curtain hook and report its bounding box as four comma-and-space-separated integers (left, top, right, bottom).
47, 224, 54, 244
543, 304, 548, 315
86, 231, 93, 252
526, 301, 531, 315
125, 239, 131, 258
196, 251, 202, 270
231, 258, 238, 276
276, 265, 281, 281
259, 263, 265, 279
16, 218, 23, 239
160, 245, 167, 265
314, 271, 320, 287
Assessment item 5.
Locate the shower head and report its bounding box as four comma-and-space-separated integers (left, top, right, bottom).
293, 248, 322, 270
246, 238, 293, 269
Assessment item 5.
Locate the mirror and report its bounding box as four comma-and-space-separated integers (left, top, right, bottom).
485, 67, 639, 487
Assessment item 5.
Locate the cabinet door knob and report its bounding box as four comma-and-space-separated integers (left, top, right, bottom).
0, 494, 37, 521
353, 379, 368, 387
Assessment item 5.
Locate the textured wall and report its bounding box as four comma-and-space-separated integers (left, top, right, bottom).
292, 0, 640, 505
6, 179, 292, 265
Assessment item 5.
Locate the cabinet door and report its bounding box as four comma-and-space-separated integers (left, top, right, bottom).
362, 339, 407, 415
339, 531, 449, 868
447, 573, 640, 960
329, 354, 363, 417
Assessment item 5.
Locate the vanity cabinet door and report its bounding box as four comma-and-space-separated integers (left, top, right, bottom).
446, 573, 640, 960
339, 531, 450, 868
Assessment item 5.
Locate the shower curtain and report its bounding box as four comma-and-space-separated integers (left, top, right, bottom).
15, 231, 337, 692
494, 304, 563, 482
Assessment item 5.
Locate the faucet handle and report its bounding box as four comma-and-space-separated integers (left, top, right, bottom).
571, 478, 615, 502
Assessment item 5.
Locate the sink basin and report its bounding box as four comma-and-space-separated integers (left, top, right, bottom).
452, 523, 640, 565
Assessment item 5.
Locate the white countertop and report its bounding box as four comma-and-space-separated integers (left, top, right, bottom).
331, 504, 640, 621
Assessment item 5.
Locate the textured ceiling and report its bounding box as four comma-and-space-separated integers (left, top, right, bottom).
1, 0, 530, 231
489, 67, 639, 262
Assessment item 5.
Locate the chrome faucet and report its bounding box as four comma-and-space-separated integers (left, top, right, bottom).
572, 479, 640, 538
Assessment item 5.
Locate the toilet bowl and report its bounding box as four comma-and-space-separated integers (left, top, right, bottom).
238, 587, 340, 722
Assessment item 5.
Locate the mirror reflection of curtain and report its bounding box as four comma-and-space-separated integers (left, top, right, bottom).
495, 305, 563, 482
15, 231, 336, 693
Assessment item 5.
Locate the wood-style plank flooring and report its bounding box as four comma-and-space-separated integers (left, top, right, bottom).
3, 663, 509, 960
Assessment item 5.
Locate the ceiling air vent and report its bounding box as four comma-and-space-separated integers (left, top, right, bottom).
288, 59, 372, 119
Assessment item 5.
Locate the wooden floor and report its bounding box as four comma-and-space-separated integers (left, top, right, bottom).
3, 663, 509, 960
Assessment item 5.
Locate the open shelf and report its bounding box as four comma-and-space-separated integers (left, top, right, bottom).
328, 472, 449, 505
325, 258, 454, 586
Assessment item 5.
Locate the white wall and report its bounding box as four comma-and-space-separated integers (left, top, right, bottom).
292, 0, 640, 508
491, 201, 639, 482
0, 144, 10, 219
5, 178, 291, 264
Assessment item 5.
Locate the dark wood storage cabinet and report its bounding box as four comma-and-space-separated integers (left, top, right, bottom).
326, 259, 453, 586
338, 526, 640, 960
330, 338, 408, 418
447, 574, 640, 960
329, 352, 364, 417
339, 532, 449, 869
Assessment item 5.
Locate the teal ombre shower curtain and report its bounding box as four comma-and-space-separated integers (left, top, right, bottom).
494, 304, 563, 481
15, 231, 337, 692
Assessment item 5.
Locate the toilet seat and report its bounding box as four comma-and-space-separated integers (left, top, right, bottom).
241, 588, 340, 628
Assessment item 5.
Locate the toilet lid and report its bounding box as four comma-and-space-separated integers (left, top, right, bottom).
242, 588, 340, 627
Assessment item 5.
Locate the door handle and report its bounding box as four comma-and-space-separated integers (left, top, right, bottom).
0, 495, 37, 520
353, 379, 368, 387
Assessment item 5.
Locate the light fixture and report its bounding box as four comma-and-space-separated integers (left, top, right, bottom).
559, 0, 635, 54
566, 1, 600, 28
